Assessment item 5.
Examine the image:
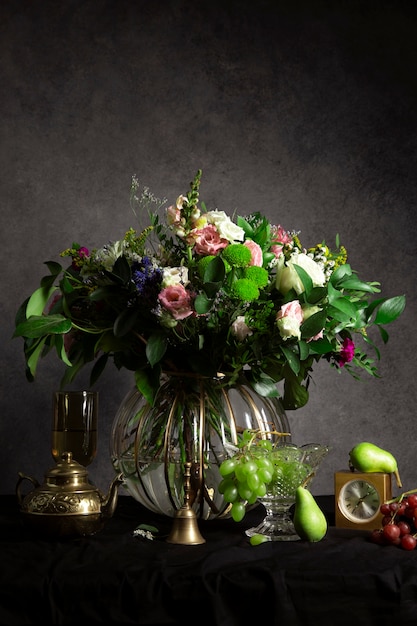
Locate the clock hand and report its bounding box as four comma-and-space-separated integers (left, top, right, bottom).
352, 489, 375, 511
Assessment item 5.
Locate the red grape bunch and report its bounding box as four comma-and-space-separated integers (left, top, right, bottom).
370, 491, 417, 551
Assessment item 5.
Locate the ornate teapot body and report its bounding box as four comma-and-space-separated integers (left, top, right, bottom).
16, 452, 123, 538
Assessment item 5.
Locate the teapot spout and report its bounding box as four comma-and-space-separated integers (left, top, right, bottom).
101, 472, 123, 520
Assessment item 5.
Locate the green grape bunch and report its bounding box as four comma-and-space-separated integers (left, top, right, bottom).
219, 429, 289, 522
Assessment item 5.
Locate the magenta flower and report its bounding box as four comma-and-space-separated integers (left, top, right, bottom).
338, 338, 355, 367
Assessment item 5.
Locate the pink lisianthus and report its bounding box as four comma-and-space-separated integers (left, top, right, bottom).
271, 224, 292, 259
243, 239, 263, 267
192, 224, 229, 255
276, 300, 304, 340
338, 337, 355, 367
158, 284, 194, 320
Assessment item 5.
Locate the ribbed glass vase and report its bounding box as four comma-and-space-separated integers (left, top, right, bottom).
110, 374, 291, 520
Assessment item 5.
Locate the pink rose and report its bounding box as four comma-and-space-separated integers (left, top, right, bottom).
158, 284, 194, 320
193, 224, 228, 255
276, 300, 304, 340
243, 240, 263, 267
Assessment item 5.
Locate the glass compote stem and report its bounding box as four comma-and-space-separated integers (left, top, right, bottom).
245, 442, 329, 542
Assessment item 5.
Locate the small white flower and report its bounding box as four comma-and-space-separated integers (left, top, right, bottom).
132, 528, 155, 540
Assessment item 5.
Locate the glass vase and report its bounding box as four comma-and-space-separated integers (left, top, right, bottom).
110, 374, 291, 520
245, 442, 329, 541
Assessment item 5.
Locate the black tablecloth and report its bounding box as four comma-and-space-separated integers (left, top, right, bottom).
1, 494, 417, 625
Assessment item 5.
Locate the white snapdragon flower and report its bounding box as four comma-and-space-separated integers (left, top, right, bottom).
205, 210, 245, 242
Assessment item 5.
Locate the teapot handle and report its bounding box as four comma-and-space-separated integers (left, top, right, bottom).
16, 472, 40, 506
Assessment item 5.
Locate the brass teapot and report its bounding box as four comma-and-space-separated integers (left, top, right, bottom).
16, 452, 123, 538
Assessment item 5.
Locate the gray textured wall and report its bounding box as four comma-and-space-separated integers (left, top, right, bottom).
1, 0, 416, 498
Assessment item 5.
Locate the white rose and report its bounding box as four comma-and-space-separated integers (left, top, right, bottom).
276, 252, 325, 295
276, 316, 302, 340
205, 210, 245, 242
295, 253, 325, 287
162, 266, 189, 287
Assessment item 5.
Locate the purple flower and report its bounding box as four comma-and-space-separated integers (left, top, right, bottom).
132, 257, 163, 304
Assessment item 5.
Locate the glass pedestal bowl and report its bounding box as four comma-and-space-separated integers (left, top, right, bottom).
245, 442, 329, 542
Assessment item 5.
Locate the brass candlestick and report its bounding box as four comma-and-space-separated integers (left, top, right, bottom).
166, 462, 206, 545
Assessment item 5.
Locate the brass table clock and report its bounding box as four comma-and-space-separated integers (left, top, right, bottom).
334, 470, 392, 530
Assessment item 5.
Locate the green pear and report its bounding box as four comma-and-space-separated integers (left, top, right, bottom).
293, 487, 327, 542
348, 442, 402, 487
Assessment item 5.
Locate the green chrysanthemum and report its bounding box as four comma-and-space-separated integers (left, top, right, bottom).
244, 266, 269, 288
231, 278, 260, 302
222, 244, 252, 268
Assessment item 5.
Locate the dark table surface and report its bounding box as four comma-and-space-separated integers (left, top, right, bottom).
1, 494, 417, 625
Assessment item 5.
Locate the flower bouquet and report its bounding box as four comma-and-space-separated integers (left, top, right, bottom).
14, 170, 405, 411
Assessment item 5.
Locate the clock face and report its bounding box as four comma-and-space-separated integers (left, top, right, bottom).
338, 479, 381, 522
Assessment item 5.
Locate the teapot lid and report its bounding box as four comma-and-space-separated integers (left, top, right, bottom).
46, 451, 89, 486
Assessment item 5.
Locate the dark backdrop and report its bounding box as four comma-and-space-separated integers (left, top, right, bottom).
1, 0, 416, 498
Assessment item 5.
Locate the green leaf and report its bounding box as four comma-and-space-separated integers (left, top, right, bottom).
203, 281, 222, 299
280, 345, 301, 376
300, 310, 327, 340
109, 255, 132, 284
89, 286, 117, 301
250, 375, 280, 397
377, 325, 389, 344
55, 334, 73, 367
60, 357, 86, 386
146, 333, 167, 367
293, 264, 313, 296
194, 293, 213, 314
306, 286, 327, 305
45, 260, 63, 275
114, 307, 139, 337
307, 337, 334, 354
330, 264, 353, 285
15, 298, 30, 327
237, 216, 255, 238
90, 353, 109, 386
204, 256, 225, 283
26, 285, 58, 317
327, 297, 358, 320
282, 375, 309, 410
374, 295, 406, 325
26, 337, 48, 377
14, 315, 72, 338
135, 368, 160, 406
338, 277, 378, 293
298, 340, 310, 360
